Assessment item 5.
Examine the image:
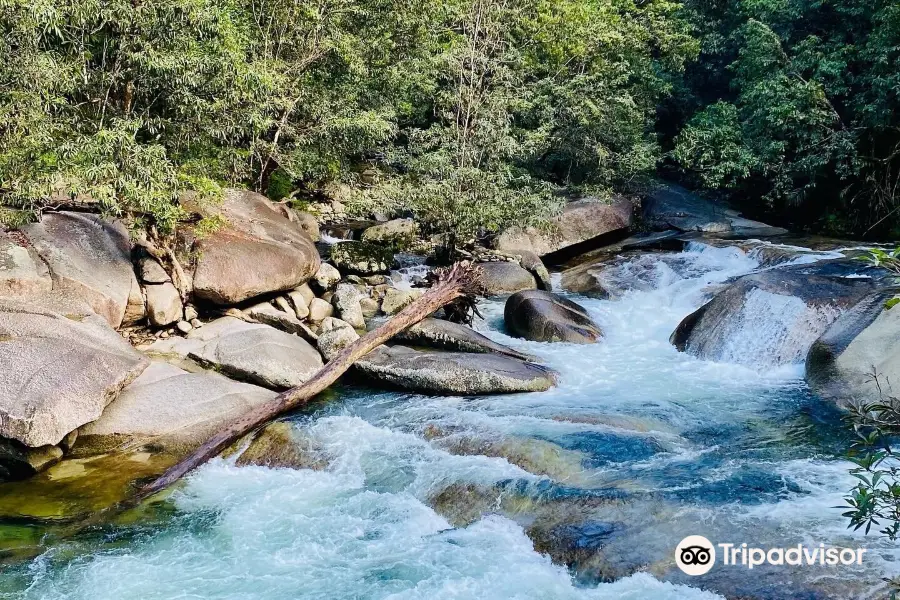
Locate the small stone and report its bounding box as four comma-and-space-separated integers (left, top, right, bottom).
313, 263, 341, 292
320, 291, 334, 304
145, 282, 183, 327
160, 331, 170, 339
320, 317, 353, 333
176, 320, 193, 334
345, 275, 365, 285
184, 304, 199, 321
190, 318, 202, 329
308, 298, 334, 322
317, 324, 360, 361
138, 257, 171, 284
275, 296, 293, 314
225, 308, 245, 320
381, 287, 415, 315
332, 283, 365, 329
359, 296, 380, 318
291, 283, 315, 307
364, 275, 389, 285
289, 295, 310, 320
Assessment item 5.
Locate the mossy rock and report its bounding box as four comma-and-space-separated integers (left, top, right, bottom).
329, 241, 395, 275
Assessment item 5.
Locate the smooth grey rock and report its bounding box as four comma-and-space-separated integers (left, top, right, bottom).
332, 283, 365, 329
356, 346, 557, 395
495, 196, 633, 256
191, 189, 320, 305
291, 283, 315, 307
397, 318, 533, 361
245, 302, 315, 340
138, 257, 170, 284
0, 299, 149, 447
145, 282, 182, 327
0, 232, 52, 298
148, 317, 323, 390
480, 261, 538, 296
308, 298, 334, 322
21, 212, 140, 327
79, 362, 277, 454
176, 320, 193, 334
317, 321, 360, 361
671, 262, 874, 366
504, 290, 602, 344
806, 289, 900, 404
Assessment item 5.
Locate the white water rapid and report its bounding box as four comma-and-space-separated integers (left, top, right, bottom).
4, 242, 897, 600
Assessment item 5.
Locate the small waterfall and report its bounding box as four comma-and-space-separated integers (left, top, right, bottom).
687, 287, 843, 367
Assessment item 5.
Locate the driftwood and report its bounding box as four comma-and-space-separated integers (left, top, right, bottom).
133, 260, 482, 503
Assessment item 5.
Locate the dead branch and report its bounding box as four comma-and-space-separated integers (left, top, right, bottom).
133, 261, 482, 503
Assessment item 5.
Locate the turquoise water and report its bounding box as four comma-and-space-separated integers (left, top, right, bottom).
1, 242, 896, 599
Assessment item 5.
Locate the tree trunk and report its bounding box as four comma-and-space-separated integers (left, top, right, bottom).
133, 261, 482, 503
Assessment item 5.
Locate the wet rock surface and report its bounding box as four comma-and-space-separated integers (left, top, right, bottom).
504, 290, 602, 343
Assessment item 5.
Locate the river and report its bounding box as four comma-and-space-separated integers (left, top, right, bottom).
1, 241, 896, 599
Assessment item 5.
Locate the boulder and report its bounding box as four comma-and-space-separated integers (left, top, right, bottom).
0, 299, 149, 447
504, 290, 602, 344
806, 289, 900, 404
191, 189, 320, 305
643, 184, 787, 237
316, 320, 360, 361
21, 212, 140, 327
308, 298, 334, 322
148, 317, 323, 390
244, 301, 315, 340
396, 318, 533, 361
123, 278, 147, 325
671, 262, 874, 366
332, 283, 365, 329
79, 362, 277, 454
329, 241, 394, 275
480, 261, 538, 295
145, 282, 182, 327
0, 232, 52, 298
138, 256, 170, 284
518, 251, 552, 291
312, 263, 341, 292
355, 345, 557, 394
360, 218, 417, 246
359, 296, 380, 318
495, 196, 633, 256
381, 287, 418, 315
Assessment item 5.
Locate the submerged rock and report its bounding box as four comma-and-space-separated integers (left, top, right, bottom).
504, 290, 602, 343
807, 289, 900, 404
235, 421, 328, 470
78, 362, 277, 454
21, 212, 140, 327
396, 318, 533, 360
0, 299, 149, 448
671, 262, 874, 366
191, 189, 320, 305
479, 261, 538, 295
148, 317, 323, 390
356, 345, 557, 394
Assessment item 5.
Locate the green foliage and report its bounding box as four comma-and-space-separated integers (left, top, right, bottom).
672, 0, 900, 234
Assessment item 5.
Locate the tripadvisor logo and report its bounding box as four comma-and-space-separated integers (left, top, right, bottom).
675, 536, 868, 576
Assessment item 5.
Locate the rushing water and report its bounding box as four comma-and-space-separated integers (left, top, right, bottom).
2, 242, 898, 599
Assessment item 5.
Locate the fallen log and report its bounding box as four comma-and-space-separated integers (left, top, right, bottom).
133, 260, 482, 502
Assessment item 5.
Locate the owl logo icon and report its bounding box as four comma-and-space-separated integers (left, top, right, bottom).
676, 535, 716, 575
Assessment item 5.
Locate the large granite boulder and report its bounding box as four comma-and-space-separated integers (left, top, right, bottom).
0, 299, 149, 448
480, 261, 538, 295
148, 317, 323, 390
671, 262, 875, 366
504, 290, 602, 344
396, 318, 533, 361
21, 213, 140, 327
495, 196, 633, 256
356, 345, 557, 394
0, 232, 52, 297
78, 362, 277, 454
806, 289, 900, 404
643, 184, 787, 237
191, 189, 320, 304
